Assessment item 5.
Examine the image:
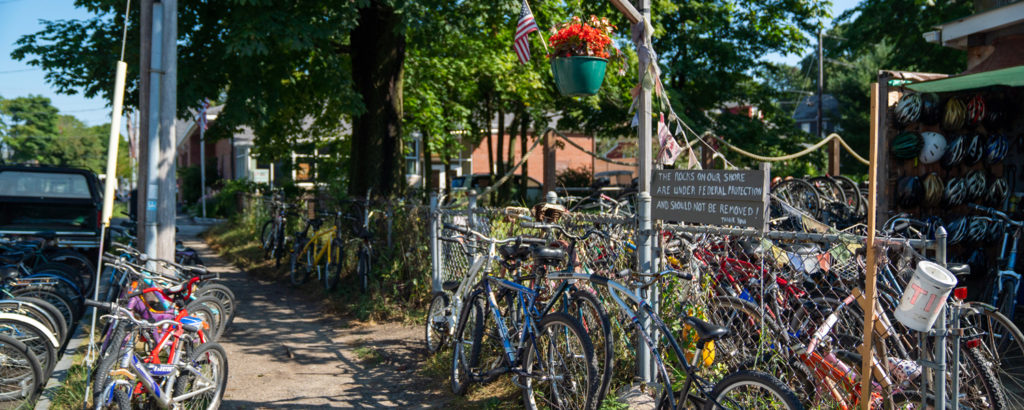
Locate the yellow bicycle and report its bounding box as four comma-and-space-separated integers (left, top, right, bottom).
289, 212, 343, 291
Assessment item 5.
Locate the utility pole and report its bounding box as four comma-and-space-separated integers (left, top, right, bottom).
137, 0, 152, 248
636, 0, 655, 384
817, 29, 824, 140
144, 0, 162, 258
156, 0, 177, 260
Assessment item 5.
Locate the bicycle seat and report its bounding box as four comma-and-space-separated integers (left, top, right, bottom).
531, 246, 566, 266
947, 263, 970, 278
442, 280, 460, 292
0, 266, 18, 280
740, 238, 766, 256
499, 244, 532, 261
0, 252, 24, 265
681, 316, 730, 346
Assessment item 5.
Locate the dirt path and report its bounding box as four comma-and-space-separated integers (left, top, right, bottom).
178, 224, 450, 408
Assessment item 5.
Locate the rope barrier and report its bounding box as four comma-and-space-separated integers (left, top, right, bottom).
709, 133, 870, 166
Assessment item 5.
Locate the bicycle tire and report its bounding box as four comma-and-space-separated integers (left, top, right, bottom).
322, 238, 342, 292
30, 262, 84, 292
173, 341, 229, 410
260, 220, 274, 259
956, 342, 1007, 410
357, 245, 371, 292
521, 312, 597, 410
451, 291, 485, 395
92, 321, 128, 406
998, 285, 1016, 321
45, 249, 97, 295
566, 288, 613, 407
704, 369, 803, 410
0, 315, 58, 376
964, 302, 1024, 409
0, 333, 43, 405
0, 299, 64, 347
196, 283, 237, 331
772, 179, 823, 220
289, 238, 310, 286
9, 287, 74, 334
187, 297, 226, 342
424, 293, 449, 355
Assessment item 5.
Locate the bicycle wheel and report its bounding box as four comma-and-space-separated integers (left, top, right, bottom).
322, 238, 342, 292
289, 238, 310, 286
9, 288, 74, 336
196, 283, 236, 330
92, 321, 128, 406
521, 312, 597, 410
451, 292, 485, 395
260, 220, 275, 259
0, 299, 64, 347
186, 297, 226, 342
953, 343, 1006, 410
772, 179, 823, 220
357, 245, 371, 292
964, 303, 1024, 408
704, 370, 803, 410
998, 285, 1016, 321
0, 316, 57, 377
0, 334, 43, 406
425, 293, 449, 355
565, 288, 612, 407
45, 249, 97, 295
173, 342, 229, 410
703, 296, 778, 370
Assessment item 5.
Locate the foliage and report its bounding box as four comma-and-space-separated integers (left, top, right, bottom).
548, 15, 618, 59
557, 165, 592, 188
178, 158, 221, 205
206, 179, 261, 219
0, 95, 131, 178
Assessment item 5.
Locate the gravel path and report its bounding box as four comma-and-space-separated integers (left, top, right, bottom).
178, 224, 449, 408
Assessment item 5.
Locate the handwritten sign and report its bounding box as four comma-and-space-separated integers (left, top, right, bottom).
651, 166, 770, 231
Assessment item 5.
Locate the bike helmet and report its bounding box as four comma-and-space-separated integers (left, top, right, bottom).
965, 169, 987, 202
986, 176, 1008, 207
891, 132, 923, 160
925, 216, 945, 240
967, 216, 989, 243
985, 134, 1009, 164
895, 176, 923, 209
943, 177, 965, 207
895, 92, 921, 126
940, 135, 965, 168
964, 134, 984, 165
945, 217, 968, 245
966, 94, 986, 126
943, 96, 966, 130
919, 131, 947, 164
922, 173, 944, 207
987, 218, 1005, 243
920, 93, 942, 125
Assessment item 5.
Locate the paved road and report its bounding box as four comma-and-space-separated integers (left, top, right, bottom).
177, 221, 449, 408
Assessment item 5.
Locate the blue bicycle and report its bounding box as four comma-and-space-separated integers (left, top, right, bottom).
969, 203, 1022, 320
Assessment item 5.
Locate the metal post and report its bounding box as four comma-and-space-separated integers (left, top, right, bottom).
816, 29, 824, 140
144, 1, 163, 259
200, 111, 207, 218
429, 191, 440, 293
546, 191, 557, 205
935, 227, 949, 410
636, 0, 654, 384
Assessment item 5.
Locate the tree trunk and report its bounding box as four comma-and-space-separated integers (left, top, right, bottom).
495, 107, 505, 202
349, 1, 405, 198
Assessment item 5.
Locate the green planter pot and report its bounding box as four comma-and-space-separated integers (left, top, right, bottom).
550, 56, 608, 97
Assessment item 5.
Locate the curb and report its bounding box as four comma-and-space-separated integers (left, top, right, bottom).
192, 217, 226, 225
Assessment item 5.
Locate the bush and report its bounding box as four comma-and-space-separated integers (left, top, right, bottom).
177, 158, 220, 205
557, 165, 592, 188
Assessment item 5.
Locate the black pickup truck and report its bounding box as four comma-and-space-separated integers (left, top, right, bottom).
0, 165, 105, 252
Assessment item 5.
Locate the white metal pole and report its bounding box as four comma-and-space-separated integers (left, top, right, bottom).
200, 116, 206, 218
637, 0, 655, 383
144, 1, 162, 259
156, 0, 177, 260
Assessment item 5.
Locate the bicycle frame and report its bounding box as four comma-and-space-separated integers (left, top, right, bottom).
435, 239, 497, 342
298, 225, 338, 270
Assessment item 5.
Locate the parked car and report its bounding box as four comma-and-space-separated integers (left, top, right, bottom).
451, 173, 543, 202
0, 165, 105, 255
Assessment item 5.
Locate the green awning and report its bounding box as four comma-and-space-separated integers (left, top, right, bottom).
906, 65, 1024, 93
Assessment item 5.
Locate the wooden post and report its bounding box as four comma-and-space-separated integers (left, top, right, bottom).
828, 136, 841, 175
859, 83, 881, 409
543, 131, 555, 195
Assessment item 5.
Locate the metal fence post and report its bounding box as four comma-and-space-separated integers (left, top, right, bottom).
546, 191, 557, 205
429, 191, 440, 293
935, 227, 949, 410
467, 189, 478, 252
638, 191, 654, 382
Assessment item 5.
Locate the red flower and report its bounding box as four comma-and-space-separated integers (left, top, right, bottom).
548, 15, 617, 59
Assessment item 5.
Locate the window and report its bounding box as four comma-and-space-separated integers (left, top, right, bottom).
801, 123, 811, 133
0, 171, 92, 199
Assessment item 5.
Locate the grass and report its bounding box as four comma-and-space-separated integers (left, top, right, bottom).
47, 328, 98, 410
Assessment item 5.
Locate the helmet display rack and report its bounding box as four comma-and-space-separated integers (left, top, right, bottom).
876, 70, 1023, 304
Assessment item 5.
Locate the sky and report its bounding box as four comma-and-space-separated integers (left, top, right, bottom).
0, 0, 861, 127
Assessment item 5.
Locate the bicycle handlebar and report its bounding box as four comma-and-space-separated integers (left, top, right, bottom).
87, 300, 185, 330
969, 203, 1023, 226
520, 222, 608, 242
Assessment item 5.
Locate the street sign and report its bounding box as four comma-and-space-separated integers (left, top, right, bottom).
253, 169, 270, 184
651, 166, 770, 231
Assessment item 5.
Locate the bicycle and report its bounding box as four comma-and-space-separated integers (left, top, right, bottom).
344, 189, 376, 292
968, 203, 1022, 321
260, 192, 294, 268
289, 212, 343, 291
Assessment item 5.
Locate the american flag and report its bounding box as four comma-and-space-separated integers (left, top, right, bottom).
513, 0, 539, 64
199, 98, 210, 130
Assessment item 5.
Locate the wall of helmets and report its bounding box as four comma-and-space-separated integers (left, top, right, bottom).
883, 83, 1023, 298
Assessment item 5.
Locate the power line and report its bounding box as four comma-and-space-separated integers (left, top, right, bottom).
0, 68, 38, 74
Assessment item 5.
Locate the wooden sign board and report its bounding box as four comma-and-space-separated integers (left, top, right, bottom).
651, 166, 770, 231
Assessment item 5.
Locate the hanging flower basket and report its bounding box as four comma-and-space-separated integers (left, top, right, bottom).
551, 56, 607, 97
548, 16, 618, 97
